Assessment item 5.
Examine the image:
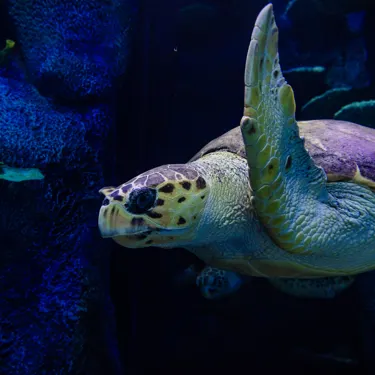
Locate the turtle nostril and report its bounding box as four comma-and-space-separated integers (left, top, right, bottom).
126, 187, 157, 214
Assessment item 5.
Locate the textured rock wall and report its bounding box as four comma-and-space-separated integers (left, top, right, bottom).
0, 1, 137, 374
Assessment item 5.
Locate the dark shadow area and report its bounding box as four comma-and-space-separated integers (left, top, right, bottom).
110, 1, 375, 375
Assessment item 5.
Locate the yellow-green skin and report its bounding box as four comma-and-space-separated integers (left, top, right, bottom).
98, 4, 375, 296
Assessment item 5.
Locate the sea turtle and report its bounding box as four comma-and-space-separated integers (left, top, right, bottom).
98, 3, 375, 303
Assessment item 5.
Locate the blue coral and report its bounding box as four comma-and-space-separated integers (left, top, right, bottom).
0, 77, 111, 168
8, 0, 136, 100
0, 155, 119, 375
0, 0, 136, 373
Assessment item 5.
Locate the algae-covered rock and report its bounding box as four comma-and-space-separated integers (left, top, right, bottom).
0, 77, 107, 168
334, 100, 375, 128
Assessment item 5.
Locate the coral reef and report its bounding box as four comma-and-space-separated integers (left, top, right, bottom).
0, 77, 110, 168
8, 0, 136, 100
0, 0, 136, 374
0, 169, 119, 374
0, 115, 119, 374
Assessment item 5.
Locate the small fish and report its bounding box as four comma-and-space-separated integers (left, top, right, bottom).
0, 39, 16, 63
0, 163, 44, 182
5, 40, 15, 50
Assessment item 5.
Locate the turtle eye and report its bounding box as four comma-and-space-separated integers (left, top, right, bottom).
126, 187, 157, 214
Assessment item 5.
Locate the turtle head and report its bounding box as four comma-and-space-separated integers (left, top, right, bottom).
98, 164, 210, 248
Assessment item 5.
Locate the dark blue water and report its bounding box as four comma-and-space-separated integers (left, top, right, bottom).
0, 0, 375, 374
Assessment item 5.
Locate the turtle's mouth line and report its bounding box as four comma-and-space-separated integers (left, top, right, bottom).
103, 227, 188, 239
99, 203, 190, 238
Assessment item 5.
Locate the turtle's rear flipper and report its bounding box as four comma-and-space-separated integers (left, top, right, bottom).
268, 276, 355, 299
196, 266, 243, 300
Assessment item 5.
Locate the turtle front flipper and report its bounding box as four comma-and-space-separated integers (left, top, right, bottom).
196, 266, 243, 300
240, 4, 375, 263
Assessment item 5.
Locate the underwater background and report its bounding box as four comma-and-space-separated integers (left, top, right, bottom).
0, 0, 375, 374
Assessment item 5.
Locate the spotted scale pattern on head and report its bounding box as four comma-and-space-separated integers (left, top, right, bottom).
240, 4, 327, 254
98, 164, 209, 248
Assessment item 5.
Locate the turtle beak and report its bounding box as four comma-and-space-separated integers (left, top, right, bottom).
98, 202, 150, 238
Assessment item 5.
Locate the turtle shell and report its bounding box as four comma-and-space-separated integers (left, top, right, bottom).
190, 119, 375, 191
